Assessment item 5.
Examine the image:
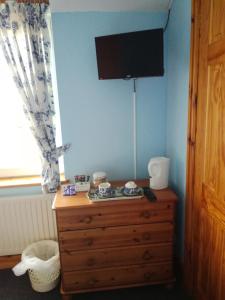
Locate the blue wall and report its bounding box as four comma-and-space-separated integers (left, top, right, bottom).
51, 12, 167, 181
0, 6, 192, 261
166, 0, 191, 258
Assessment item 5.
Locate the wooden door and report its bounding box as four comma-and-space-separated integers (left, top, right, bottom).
185, 0, 225, 299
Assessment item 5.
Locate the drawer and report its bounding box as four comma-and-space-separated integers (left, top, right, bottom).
57, 202, 174, 231
62, 262, 173, 292
58, 222, 173, 251
61, 243, 173, 271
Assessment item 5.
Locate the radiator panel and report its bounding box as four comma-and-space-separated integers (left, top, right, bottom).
0, 194, 57, 255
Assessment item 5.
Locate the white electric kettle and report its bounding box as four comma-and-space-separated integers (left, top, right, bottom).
148, 157, 170, 190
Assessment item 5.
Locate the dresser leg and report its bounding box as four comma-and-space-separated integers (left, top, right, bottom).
62, 294, 73, 300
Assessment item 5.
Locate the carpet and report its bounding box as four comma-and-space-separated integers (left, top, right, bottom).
0, 269, 192, 300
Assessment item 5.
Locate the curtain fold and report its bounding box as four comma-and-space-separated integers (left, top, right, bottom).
0, 1, 70, 192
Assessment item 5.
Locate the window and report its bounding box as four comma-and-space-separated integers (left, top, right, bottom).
0, 39, 63, 178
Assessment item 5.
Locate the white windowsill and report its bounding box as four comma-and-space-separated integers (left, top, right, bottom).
0, 174, 68, 188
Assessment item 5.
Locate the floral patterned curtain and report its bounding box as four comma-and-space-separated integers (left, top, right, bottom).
0, 1, 70, 192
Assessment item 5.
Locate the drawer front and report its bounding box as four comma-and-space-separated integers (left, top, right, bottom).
61, 243, 173, 271
62, 262, 173, 292
57, 202, 174, 231
58, 223, 173, 251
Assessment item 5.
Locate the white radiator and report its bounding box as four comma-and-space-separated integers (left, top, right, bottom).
0, 194, 57, 256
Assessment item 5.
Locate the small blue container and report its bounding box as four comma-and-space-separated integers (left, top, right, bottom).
63, 184, 76, 196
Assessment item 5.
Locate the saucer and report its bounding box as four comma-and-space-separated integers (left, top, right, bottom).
88, 186, 144, 201
98, 190, 114, 198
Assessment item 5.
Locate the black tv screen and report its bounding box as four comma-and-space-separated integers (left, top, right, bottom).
95, 28, 164, 80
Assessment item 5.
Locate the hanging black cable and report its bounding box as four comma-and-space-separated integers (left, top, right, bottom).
133, 78, 136, 93
164, 8, 171, 32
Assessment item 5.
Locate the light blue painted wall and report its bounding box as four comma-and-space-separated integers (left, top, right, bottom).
0, 12, 167, 198
0, 6, 192, 261
166, 0, 191, 258
51, 12, 168, 181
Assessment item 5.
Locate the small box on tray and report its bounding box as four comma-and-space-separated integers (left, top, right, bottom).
74, 175, 90, 192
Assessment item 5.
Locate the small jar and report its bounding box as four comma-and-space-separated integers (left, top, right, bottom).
92, 171, 107, 188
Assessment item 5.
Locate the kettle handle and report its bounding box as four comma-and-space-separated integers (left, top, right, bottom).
148, 162, 161, 178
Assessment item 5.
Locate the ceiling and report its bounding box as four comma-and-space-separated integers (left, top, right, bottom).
50, 0, 172, 13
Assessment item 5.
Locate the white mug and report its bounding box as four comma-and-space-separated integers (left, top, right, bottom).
98, 182, 111, 195
124, 181, 137, 195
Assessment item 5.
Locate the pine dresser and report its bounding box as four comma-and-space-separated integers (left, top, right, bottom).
53, 179, 177, 300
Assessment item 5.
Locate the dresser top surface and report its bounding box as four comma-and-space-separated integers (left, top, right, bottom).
53, 179, 177, 210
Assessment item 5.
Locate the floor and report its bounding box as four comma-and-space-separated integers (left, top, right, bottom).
0, 269, 193, 300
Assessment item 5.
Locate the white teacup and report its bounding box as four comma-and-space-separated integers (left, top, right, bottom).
124, 181, 137, 195
98, 182, 111, 196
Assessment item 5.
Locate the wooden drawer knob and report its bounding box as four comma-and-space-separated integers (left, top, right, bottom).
83, 216, 93, 224
142, 250, 153, 260
144, 272, 154, 280
140, 211, 151, 218
88, 278, 98, 286
142, 232, 151, 241
84, 238, 93, 246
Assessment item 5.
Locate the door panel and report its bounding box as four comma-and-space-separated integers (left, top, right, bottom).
209, 0, 225, 43
185, 0, 225, 299
205, 64, 225, 201
198, 210, 225, 300
203, 62, 225, 218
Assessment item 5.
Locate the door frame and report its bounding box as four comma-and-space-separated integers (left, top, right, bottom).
184, 0, 201, 294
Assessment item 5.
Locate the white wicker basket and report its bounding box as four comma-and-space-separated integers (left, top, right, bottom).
13, 240, 60, 293
28, 267, 60, 292
25, 240, 60, 292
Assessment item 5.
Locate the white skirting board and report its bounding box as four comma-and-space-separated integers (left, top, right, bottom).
0, 194, 57, 256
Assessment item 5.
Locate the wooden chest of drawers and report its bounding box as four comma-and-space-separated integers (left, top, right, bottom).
53, 180, 177, 300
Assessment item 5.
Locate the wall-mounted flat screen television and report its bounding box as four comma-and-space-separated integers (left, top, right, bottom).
95, 28, 164, 80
